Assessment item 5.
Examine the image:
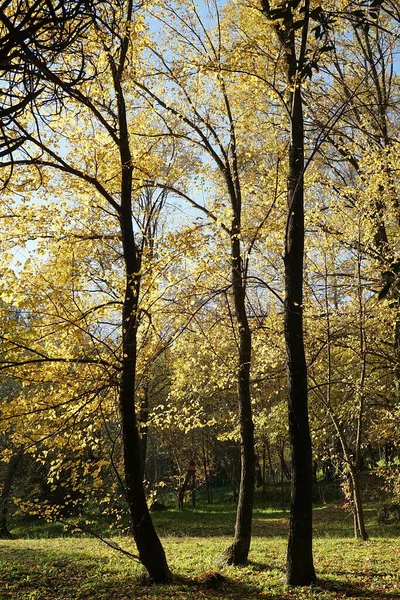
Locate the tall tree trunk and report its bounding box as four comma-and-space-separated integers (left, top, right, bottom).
119, 260, 170, 582
284, 93, 316, 584
283, 15, 316, 588
220, 231, 255, 566
261, 0, 315, 584
117, 72, 170, 580
349, 468, 368, 541
0, 453, 22, 539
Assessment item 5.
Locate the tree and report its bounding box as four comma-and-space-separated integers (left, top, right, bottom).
260, 0, 317, 584
0, 0, 172, 581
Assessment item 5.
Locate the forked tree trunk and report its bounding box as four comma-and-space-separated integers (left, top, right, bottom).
261, 0, 316, 585
283, 10, 316, 587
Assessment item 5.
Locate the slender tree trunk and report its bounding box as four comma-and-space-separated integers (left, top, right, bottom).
266, 438, 275, 484
255, 455, 263, 488
279, 444, 291, 480
350, 469, 368, 541
138, 383, 149, 481
352, 240, 368, 541
262, 442, 267, 497
202, 438, 212, 504
119, 262, 170, 582
178, 460, 195, 510
192, 466, 196, 509
117, 75, 170, 580
284, 20, 316, 588
0, 453, 21, 539
261, 0, 315, 584
220, 230, 255, 565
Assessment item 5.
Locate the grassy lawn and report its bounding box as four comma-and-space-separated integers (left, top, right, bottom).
1, 497, 399, 599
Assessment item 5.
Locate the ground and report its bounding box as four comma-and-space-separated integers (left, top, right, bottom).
0, 499, 399, 599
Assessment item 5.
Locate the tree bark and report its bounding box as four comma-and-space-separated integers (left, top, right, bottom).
115, 32, 170, 579
119, 220, 170, 582
220, 230, 255, 566
283, 8, 316, 586
261, 0, 316, 584
0, 453, 22, 539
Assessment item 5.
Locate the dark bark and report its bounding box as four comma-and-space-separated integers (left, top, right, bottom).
284, 82, 316, 587
220, 229, 255, 566
0, 453, 22, 539
281, 4, 316, 586
115, 22, 170, 578
119, 220, 170, 582
255, 456, 263, 488
261, 0, 316, 585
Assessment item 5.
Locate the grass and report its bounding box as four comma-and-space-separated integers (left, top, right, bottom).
1, 491, 400, 599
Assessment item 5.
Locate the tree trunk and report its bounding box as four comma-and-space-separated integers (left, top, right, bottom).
118, 114, 170, 582
202, 438, 212, 504
138, 383, 149, 481
255, 455, 263, 488
178, 460, 195, 510
349, 468, 368, 541
191, 461, 196, 508
283, 18, 316, 587
119, 269, 170, 582
266, 437, 275, 484
0, 453, 22, 539
220, 231, 255, 566
260, 0, 315, 584
262, 442, 267, 497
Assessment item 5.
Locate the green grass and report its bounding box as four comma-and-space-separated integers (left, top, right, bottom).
1, 495, 400, 599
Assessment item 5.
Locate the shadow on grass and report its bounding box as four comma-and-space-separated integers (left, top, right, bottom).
0, 545, 291, 600
168, 573, 290, 599
317, 577, 400, 600
246, 559, 285, 573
